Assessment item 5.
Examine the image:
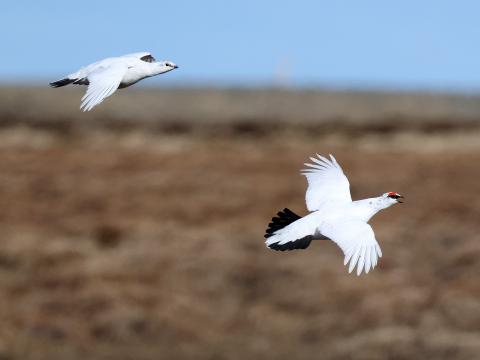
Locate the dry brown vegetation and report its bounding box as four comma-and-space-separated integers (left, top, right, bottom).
0, 87, 479, 359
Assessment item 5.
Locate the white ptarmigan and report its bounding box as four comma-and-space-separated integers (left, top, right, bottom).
264, 154, 403, 275
50, 52, 178, 111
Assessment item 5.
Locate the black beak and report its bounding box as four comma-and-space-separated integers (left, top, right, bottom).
397, 195, 404, 204
173, 65, 179, 69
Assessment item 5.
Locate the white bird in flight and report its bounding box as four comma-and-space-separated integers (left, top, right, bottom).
264, 154, 404, 275
50, 52, 178, 111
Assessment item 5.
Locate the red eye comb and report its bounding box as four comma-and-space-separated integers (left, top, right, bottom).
387, 192, 398, 197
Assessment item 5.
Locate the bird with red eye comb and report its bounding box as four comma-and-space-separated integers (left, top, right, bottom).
386, 192, 404, 203
264, 154, 404, 275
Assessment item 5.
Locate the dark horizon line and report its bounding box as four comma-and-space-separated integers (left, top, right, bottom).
2, 78, 480, 97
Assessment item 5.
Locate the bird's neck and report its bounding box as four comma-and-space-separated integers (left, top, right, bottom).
353, 197, 392, 222
135, 63, 162, 77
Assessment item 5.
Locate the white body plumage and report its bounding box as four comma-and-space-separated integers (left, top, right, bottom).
265, 154, 403, 276
50, 52, 178, 111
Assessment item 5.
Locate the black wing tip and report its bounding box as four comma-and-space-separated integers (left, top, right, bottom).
267, 236, 313, 251
264, 208, 301, 239
49, 78, 75, 88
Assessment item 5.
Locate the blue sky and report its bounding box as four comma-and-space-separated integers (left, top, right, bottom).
2, 1, 480, 90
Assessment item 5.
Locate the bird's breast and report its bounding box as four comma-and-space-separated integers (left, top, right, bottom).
119, 68, 148, 88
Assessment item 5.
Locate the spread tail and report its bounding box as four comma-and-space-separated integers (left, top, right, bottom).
264, 208, 313, 251
264, 208, 301, 238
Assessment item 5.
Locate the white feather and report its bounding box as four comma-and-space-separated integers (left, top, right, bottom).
51, 52, 178, 111
301, 154, 352, 212
266, 153, 401, 276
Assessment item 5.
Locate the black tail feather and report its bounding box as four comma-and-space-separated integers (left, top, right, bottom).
268, 235, 313, 251
49, 78, 75, 88
264, 208, 301, 238
265, 208, 315, 251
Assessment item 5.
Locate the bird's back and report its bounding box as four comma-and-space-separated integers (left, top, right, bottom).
69, 56, 125, 79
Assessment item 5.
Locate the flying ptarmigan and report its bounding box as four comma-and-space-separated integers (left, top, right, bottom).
264, 154, 403, 275
50, 52, 178, 111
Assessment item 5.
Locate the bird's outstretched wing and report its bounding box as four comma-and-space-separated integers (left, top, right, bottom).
321, 219, 382, 275
80, 63, 128, 111
301, 154, 352, 211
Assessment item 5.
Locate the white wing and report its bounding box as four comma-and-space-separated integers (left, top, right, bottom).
301, 154, 352, 211
80, 63, 128, 112
321, 219, 382, 275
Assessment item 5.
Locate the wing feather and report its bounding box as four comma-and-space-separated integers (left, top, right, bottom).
357, 246, 366, 276
80, 63, 127, 112
321, 219, 382, 276
349, 247, 361, 274
365, 246, 371, 274
301, 154, 352, 211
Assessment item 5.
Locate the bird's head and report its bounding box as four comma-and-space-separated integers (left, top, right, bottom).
382, 192, 404, 205
156, 60, 179, 74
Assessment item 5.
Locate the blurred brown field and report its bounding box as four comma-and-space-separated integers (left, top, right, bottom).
0, 86, 479, 360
